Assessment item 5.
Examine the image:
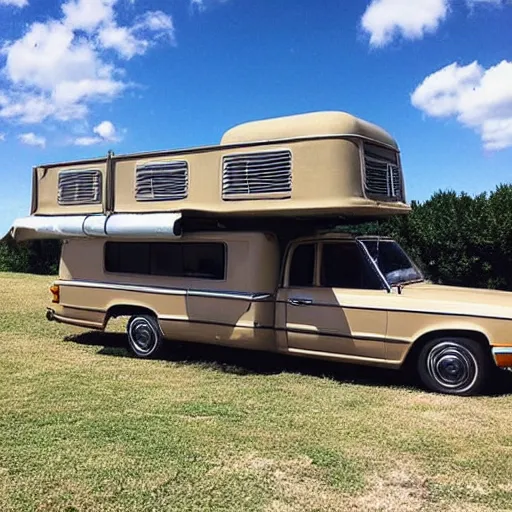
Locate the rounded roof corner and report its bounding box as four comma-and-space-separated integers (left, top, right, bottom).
220, 111, 399, 149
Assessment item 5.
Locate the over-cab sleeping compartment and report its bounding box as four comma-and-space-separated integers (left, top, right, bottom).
10, 111, 410, 242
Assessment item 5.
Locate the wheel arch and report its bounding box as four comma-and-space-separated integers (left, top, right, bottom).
402, 328, 492, 370
105, 304, 159, 325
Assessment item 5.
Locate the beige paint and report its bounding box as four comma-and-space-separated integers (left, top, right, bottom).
220, 111, 398, 148
20, 111, 512, 371
48, 231, 512, 371
277, 287, 388, 360
29, 111, 410, 220
35, 163, 107, 215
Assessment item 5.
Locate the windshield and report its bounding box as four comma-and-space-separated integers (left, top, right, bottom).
359, 239, 424, 286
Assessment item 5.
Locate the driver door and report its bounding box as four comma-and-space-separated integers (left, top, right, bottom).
276, 240, 389, 362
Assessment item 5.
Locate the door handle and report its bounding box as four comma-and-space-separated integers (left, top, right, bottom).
289, 298, 313, 306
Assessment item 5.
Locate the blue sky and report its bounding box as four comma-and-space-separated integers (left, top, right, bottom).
0, 0, 511, 236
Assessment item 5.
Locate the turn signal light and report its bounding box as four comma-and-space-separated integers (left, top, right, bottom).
495, 353, 512, 368
50, 284, 60, 304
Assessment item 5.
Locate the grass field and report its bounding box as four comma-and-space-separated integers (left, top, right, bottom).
1, 272, 512, 511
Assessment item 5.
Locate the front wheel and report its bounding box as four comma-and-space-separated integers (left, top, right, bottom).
127, 314, 164, 358
417, 337, 490, 396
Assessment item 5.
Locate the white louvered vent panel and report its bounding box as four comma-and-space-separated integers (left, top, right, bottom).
58, 170, 102, 205
222, 150, 292, 199
364, 144, 403, 201
135, 161, 189, 201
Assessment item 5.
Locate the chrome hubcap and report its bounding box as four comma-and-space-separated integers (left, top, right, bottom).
129, 318, 157, 354
427, 342, 478, 392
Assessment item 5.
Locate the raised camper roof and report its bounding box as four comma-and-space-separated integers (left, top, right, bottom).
9, 111, 410, 242
220, 111, 398, 148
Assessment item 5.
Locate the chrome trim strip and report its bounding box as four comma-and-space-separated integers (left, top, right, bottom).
188, 289, 272, 301
56, 280, 186, 296
40, 133, 400, 169
287, 347, 390, 365
492, 347, 512, 355
56, 280, 273, 302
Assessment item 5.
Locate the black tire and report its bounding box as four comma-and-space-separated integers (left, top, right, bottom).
417, 337, 490, 396
126, 314, 164, 358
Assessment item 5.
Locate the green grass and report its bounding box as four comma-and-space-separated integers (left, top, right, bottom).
1, 272, 512, 511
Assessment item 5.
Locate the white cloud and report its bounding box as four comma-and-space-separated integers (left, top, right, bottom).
136, 11, 175, 33
98, 24, 149, 59
19, 132, 46, 148
99, 11, 175, 59
361, 0, 510, 47
74, 136, 103, 146
94, 120, 117, 140
0, 133, 5, 142
0, 0, 28, 7
0, 0, 174, 132
5, 22, 96, 90
73, 120, 119, 146
62, 0, 116, 33
0, 93, 89, 123
361, 0, 448, 47
53, 79, 124, 105
411, 60, 512, 150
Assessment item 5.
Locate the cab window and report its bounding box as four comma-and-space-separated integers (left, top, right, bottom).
288, 243, 316, 287
320, 242, 382, 290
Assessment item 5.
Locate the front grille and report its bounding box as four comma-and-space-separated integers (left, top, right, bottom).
58, 170, 102, 205
222, 150, 292, 199
135, 161, 188, 201
364, 144, 402, 201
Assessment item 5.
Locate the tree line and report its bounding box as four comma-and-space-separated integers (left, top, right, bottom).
1, 184, 511, 290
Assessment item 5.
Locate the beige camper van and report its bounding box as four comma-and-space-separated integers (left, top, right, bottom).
9, 111, 512, 396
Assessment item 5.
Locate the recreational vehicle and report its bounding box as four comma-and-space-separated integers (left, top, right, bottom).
9, 111, 512, 396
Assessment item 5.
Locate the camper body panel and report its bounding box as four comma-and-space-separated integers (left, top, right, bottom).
54, 232, 280, 351
31, 137, 408, 219
23, 111, 410, 229
113, 138, 375, 215
35, 162, 107, 216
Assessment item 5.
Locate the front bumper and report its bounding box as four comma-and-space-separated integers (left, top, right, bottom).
492, 347, 512, 370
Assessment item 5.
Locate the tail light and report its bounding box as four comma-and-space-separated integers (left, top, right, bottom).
50, 284, 60, 304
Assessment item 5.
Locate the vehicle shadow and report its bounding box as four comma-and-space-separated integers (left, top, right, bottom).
64, 331, 512, 396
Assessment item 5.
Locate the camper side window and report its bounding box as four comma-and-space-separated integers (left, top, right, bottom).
104, 242, 226, 280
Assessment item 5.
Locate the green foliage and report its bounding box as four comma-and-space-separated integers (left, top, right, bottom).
349, 184, 512, 291
0, 238, 60, 275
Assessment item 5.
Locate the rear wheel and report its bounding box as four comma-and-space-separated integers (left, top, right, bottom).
417, 337, 489, 396
127, 314, 164, 358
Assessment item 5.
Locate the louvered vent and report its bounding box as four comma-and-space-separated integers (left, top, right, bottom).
58, 170, 102, 206
363, 143, 403, 201
222, 150, 292, 199
135, 161, 188, 201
